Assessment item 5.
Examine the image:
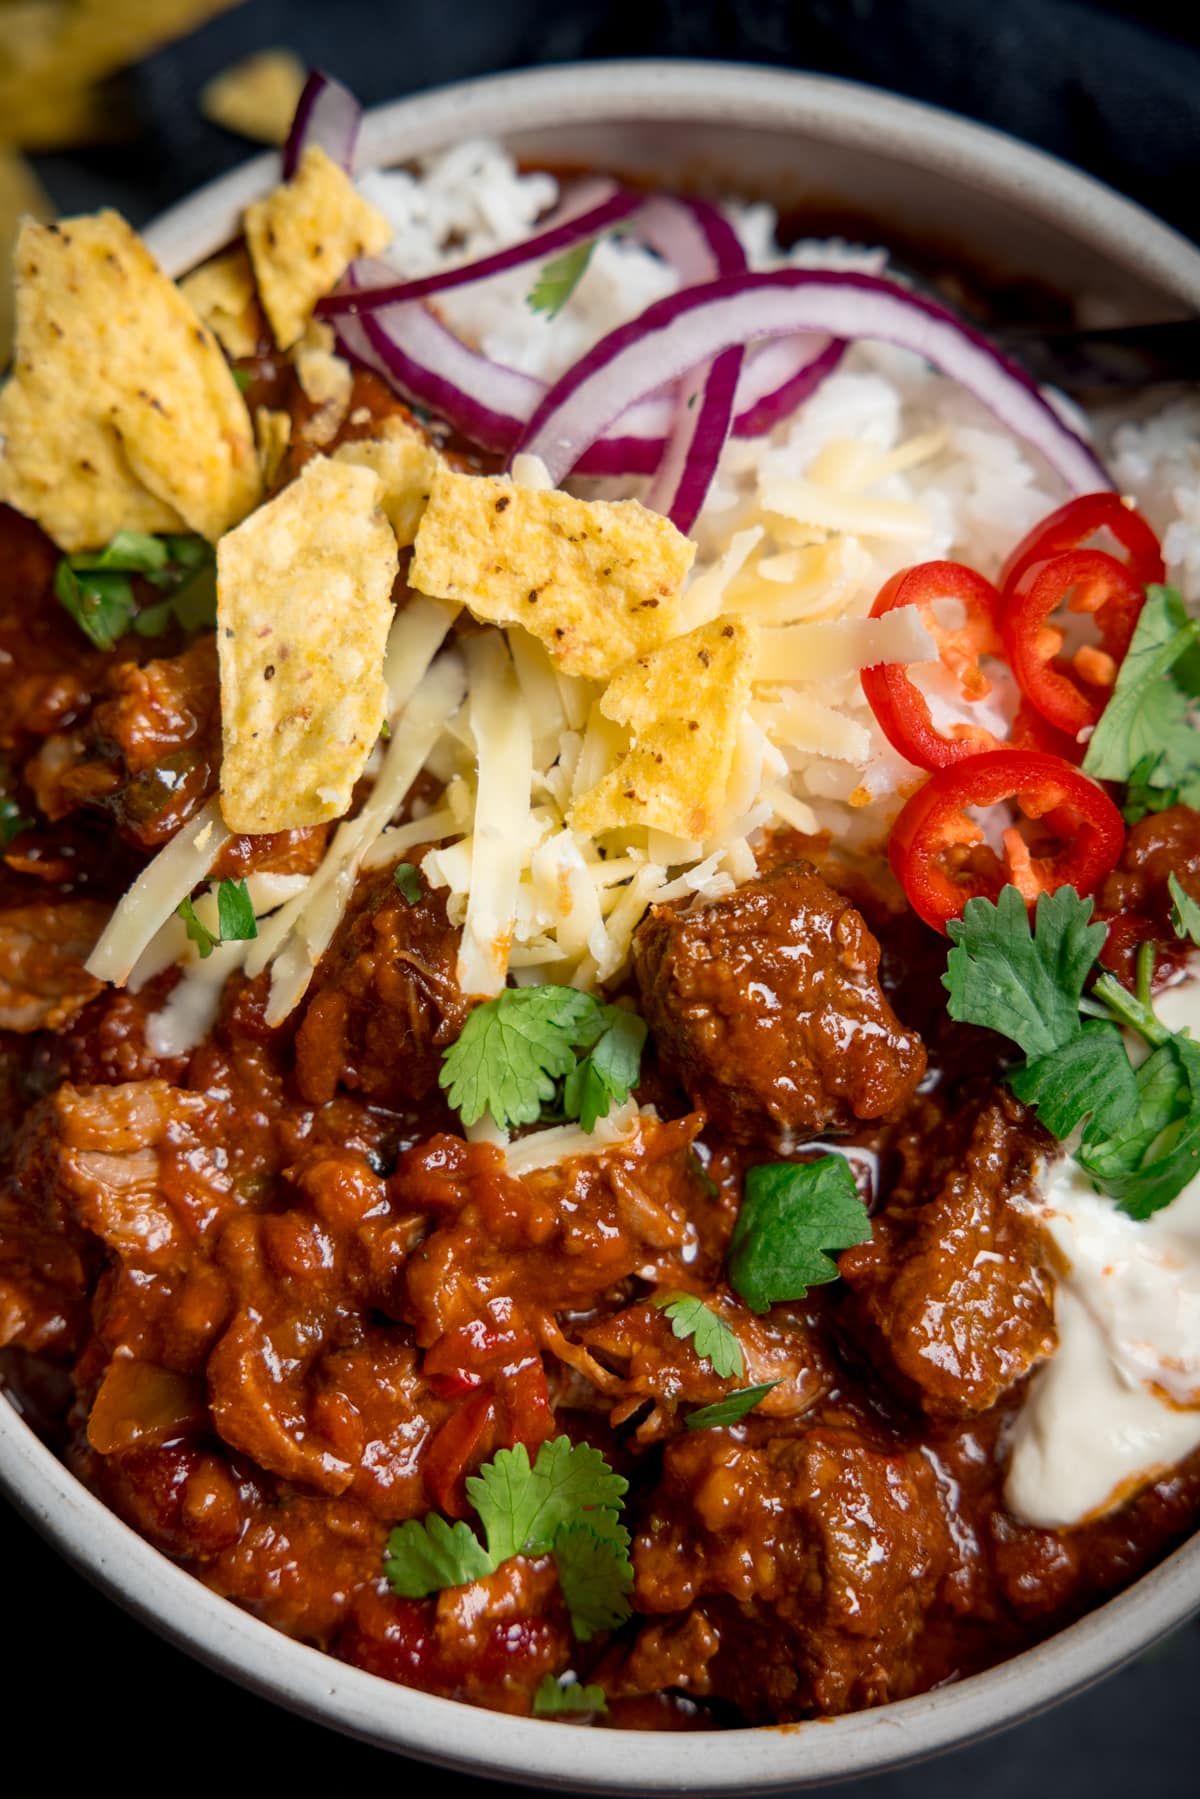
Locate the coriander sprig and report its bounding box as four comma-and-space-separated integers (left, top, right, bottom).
653, 1292, 745, 1380
55, 530, 216, 651
1082, 585, 1200, 814
726, 1156, 871, 1314
384, 1437, 633, 1643
438, 985, 646, 1133
945, 884, 1200, 1217
177, 878, 258, 959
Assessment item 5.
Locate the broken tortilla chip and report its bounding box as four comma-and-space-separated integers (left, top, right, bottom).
244, 144, 391, 351
410, 468, 694, 678
0, 210, 260, 551
570, 616, 758, 840
217, 455, 397, 834
295, 332, 353, 447
0, 146, 55, 368
178, 247, 261, 361
199, 47, 306, 145
333, 415, 440, 548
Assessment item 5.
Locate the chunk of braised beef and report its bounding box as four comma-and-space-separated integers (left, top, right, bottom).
293, 861, 471, 1108
0, 898, 107, 1031
337, 1558, 571, 1712
631, 1424, 951, 1719
1097, 804, 1200, 986
633, 862, 926, 1145
839, 1087, 1057, 1417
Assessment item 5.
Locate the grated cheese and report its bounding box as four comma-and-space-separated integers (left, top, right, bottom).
86, 798, 231, 987
759, 474, 933, 541
503, 1100, 645, 1175
261, 649, 468, 1024
754, 606, 935, 682
457, 632, 534, 997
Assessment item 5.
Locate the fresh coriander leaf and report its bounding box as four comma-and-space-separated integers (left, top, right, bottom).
0, 796, 31, 848
1121, 754, 1179, 826
161, 535, 210, 571
563, 1006, 647, 1131
216, 877, 257, 944
72, 529, 169, 574
1083, 585, 1200, 789
551, 1520, 634, 1642
383, 1513, 494, 1597
527, 239, 596, 319
178, 894, 220, 959
1169, 872, 1200, 946
231, 366, 253, 392
467, 1436, 628, 1564
1009, 1019, 1140, 1145
944, 885, 1106, 1059
438, 986, 600, 1129
685, 1380, 781, 1431
54, 561, 136, 650
132, 598, 175, 636
1077, 1033, 1200, 1218
532, 1674, 608, 1718
164, 559, 218, 633
394, 862, 423, 905
1087, 969, 1171, 1048
654, 1292, 745, 1380
727, 1156, 871, 1314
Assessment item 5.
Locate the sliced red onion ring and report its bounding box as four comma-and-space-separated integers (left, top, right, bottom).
317, 188, 641, 315
333, 281, 668, 474
639, 196, 746, 529
646, 346, 744, 533
637, 193, 746, 282
283, 70, 361, 178
516, 270, 1112, 494
731, 334, 847, 435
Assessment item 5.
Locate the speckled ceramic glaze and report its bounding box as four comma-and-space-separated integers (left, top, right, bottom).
3, 59, 1199, 1792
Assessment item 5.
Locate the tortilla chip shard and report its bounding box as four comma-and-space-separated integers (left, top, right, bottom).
570, 615, 758, 840
334, 415, 440, 547
178, 247, 261, 360
217, 456, 397, 833
244, 144, 392, 351
0, 212, 261, 553
409, 466, 694, 679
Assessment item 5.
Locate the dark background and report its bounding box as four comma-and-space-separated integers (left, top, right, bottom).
7, 0, 1200, 1791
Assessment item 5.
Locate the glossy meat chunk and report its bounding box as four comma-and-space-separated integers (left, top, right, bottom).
634, 862, 926, 1144
294, 862, 470, 1107
632, 1424, 951, 1719
840, 1088, 1057, 1416
0, 898, 106, 1030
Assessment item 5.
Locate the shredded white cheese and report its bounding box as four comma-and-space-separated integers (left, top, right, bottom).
86, 797, 231, 987
456, 632, 534, 998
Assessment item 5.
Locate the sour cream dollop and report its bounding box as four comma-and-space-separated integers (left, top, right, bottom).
1005, 975, 1200, 1529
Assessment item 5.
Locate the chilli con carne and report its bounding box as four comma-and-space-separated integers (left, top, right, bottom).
2, 75, 1200, 1735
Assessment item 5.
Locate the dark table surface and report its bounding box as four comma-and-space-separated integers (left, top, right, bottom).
7, 2, 1200, 1792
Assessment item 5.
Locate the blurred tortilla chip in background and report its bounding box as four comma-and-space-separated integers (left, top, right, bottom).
0, 0, 247, 363
0, 148, 55, 373
200, 47, 306, 143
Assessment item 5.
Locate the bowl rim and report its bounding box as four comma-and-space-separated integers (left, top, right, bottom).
4, 55, 1200, 1792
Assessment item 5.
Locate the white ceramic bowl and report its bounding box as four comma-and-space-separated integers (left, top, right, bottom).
4, 58, 1200, 1792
